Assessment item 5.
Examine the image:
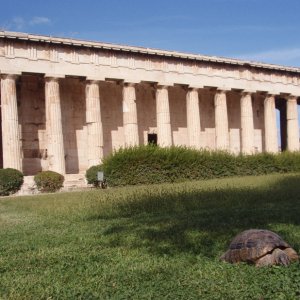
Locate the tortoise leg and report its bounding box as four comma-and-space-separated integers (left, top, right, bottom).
256, 249, 291, 267
255, 253, 275, 267
272, 248, 291, 266
284, 247, 299, 262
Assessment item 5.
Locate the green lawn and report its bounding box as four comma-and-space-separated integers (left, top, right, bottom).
1, 173, 300, 299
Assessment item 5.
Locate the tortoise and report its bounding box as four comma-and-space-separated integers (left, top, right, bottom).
221, 229, 299, 267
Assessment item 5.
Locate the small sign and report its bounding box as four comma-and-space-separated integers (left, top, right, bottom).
97, 171, 104, 181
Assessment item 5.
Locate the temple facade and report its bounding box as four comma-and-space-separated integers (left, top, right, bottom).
0, 31, 300, 176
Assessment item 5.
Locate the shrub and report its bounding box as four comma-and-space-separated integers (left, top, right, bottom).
34, 171, 64, 193
85, 165, 103, 187
0, 168, 24, 196
101, 145, 300, 187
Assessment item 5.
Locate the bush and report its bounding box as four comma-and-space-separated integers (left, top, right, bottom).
0, 168, 24, 196
34, 171, 64, 193
100, 145, 300, 187
85, 165, 103, 187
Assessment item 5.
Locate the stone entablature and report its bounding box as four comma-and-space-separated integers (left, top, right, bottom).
1, 31, 300, 95
0, 31, 299, 176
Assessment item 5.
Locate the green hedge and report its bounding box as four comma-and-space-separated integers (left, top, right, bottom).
34, 171, 64, 193
94, 145, 300, 187
0, 168, 24, 196
85, 165, 103, 187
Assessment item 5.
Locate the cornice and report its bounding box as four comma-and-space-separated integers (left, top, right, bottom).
1, 30, 300, 74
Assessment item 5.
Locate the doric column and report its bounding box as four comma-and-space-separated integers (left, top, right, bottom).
0, 74, 22, 171
264, 94, 278, 153
286, 95, 299, 151
214, 89, 229, 150
86, 80, 103, 166
122, 82, 139, 146
156, 85, 172, 147
186, 88, 201, 149
45, 77, 66, 174
240, 91, 255, 154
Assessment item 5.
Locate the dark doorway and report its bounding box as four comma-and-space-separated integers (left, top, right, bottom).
148, 133, 157, 145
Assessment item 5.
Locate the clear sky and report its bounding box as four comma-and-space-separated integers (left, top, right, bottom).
1, 0, 300, 67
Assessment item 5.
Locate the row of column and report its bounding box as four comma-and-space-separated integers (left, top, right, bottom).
158, 87, 299, 154
1, 74, 299, 174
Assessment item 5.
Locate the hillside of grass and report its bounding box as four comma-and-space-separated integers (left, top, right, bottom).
1, 173, 300, 299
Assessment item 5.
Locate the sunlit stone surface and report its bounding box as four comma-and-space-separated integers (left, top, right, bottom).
0, 31, 299, 178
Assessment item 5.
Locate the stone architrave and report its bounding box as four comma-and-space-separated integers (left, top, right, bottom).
240, 92, 254, 154
286, 96, 299, 151
45, 77, 66, 174
0, 74, 22, 171
86, 81, 104, 167
264, 94, 278, 153
214, 90, 229, 150
156, 85, 172, 147
186, 88, 201, 149
122, 83, 139, 146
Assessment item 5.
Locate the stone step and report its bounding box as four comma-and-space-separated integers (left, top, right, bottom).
16, 173, 89, 195
63, 174, 87, 190
17, 176, 38, 195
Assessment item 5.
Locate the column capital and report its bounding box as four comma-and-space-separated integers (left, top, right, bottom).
286, 95, 298, 101
187, 87, 200, 92
0, 74, 19, 80
156, 82, 173, 89
264, 91, 278, 97
188, 84, 204, 90
86, 79, 101, 85
241, 89, 256, 95
86, 76, 105, 82
216, 87, 230, 94
44, 74, 65, 80
122, 78, 140, 84
45, 77, 60, 84
0, 70, 21, 77
123, 82, 136, 87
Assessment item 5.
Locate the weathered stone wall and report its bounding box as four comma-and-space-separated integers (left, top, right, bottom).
199, 89, 215, 149
19, 75, 46, 175
253, 94, 265, 153
227, 91, 241, 154
100, 81, 123, 157
60, 78, 86, 174
136, 83, 156, 145
170, 86, 188, 146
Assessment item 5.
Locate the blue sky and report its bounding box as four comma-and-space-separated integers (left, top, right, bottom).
1, 0, 300, 67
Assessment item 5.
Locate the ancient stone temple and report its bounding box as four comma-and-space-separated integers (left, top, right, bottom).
0, 31, 300, 178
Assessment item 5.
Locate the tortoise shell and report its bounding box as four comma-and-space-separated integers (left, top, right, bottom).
221, 229, 290, 264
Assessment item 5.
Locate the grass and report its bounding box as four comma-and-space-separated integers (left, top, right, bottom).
1, 173, 300, 299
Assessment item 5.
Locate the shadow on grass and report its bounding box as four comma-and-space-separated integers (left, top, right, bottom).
90, 174, 300, 258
